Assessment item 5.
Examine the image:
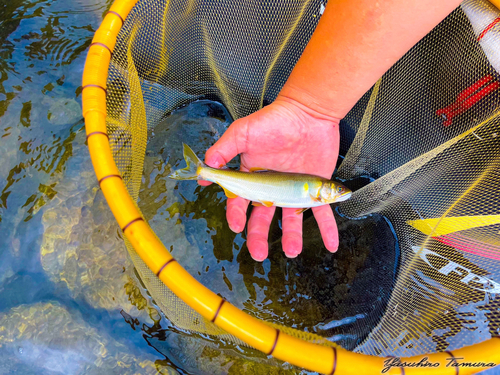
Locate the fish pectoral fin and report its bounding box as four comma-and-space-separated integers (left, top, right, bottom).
252, 202, 263, 207
295, 208, 310, 214
309, 193, 322, 203
220, 185, 238, 199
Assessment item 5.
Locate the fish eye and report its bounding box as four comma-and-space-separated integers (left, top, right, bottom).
337, 186, 343, 193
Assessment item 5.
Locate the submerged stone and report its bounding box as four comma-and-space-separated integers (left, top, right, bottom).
40, 132, 152, 317
0, 302, 175, 375
43, 97, 82, 126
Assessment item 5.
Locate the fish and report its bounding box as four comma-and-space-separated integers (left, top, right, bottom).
169, 144, 352, 213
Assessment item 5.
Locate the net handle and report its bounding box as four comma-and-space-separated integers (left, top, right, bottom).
82, 0, 500, 373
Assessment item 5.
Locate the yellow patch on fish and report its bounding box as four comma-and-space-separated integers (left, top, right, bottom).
303, 182, 309, 192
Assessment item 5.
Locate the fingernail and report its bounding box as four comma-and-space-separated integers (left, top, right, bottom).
283, 238, 302, 258
227, 208, 245, 233
250, 252, 266, 262
228, 220, 244, 233
285, 248, 302, 258
206, 153, 224, 169
228, 223, 240, 233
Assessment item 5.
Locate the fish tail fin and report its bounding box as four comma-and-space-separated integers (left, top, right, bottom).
169, 144, 205, 180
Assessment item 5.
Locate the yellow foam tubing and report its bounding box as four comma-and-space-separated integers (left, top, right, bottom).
491, 0, 500, 10
82, 0, 500, 373
408, 215, 500, 237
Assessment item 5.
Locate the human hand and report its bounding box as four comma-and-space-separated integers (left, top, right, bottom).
200, 96, 340, 261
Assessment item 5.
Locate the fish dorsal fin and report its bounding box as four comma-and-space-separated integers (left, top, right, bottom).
249, 167, 272, 173
221, 185, 238, 199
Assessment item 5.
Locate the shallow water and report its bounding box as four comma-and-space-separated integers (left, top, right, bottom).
0, 0, 179, 373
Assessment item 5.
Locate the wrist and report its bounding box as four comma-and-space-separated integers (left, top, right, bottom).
274, 91, 343, 125
277, 82, 351, 121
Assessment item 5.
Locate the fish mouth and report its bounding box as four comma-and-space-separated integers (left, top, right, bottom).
336, 192, 352, 202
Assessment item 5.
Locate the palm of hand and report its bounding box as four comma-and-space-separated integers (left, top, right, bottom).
204, 98, 340, 261
237, 100, 339, 178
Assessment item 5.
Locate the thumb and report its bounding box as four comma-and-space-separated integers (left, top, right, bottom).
205, 118, 249, 168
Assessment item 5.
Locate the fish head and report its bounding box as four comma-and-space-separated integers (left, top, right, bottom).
319, 181, 352, 203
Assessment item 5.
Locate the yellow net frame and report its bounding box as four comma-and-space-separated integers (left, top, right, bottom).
82, 0, 500, 373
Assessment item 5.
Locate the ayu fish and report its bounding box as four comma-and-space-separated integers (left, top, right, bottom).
169, 144, 351, 213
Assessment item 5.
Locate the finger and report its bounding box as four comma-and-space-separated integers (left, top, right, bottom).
281, 208, 303, 258
198, 180, 212, 186
247, 205, 276, 262
312, 205, 339, 252
226, 197, 250, 233
205, 118, 249, 168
